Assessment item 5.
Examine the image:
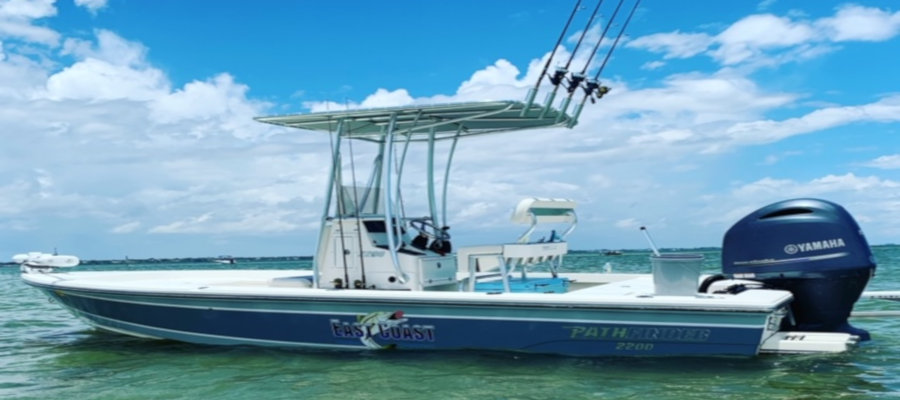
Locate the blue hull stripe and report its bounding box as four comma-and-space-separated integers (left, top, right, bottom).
64, 290, 762, 329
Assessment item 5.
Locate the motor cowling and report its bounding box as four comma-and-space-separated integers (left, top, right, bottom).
721, 198, 876, 340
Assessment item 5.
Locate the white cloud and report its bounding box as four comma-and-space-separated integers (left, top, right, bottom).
627, 31, 714, 59
682, 172, 900, 244
0, 18, 58, 45
39, 30, 272, 140
0, 40, 53, 99
712, 14, 816, 65
149, 209, 301, 234
863, 154, 900, 170
0, 0, 55, 19
641, 60, 665, 70
61, 30, 148, 66
727, 174, 900, 217
593, 72, 797, 126
615, 218, 642, 229
149, 213, 215, 234
456, 59, 528, 99
757, 0, 778, 12
303, 58, 533, 113
44, 30, 169, 101
0, 0, 59, 45
149, 73, 271, 139
74, 0, 108, 15
2, 3, 900, 257
359, 88, 415, 108
0, 25, 297, 253
111, 221, 140, 234
44, 58, 169, 101
723, 95, 900, 146
629, 5, 900, 68
817, 4, 900, 42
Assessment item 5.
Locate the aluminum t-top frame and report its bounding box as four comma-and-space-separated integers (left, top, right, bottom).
256, 100, 573, 286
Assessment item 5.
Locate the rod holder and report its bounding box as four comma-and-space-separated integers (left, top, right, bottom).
521, 87, 538, 117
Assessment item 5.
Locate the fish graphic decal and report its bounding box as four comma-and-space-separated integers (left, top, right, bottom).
357, 311, 408, 349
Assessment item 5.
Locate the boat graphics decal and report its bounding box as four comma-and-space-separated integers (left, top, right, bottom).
330, 311, 436, 349
563, 325, 711, 342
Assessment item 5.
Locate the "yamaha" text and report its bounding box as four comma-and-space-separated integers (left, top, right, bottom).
784, 238, 846, 254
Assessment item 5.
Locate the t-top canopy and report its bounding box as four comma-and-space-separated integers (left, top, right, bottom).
255, 100, 573, 142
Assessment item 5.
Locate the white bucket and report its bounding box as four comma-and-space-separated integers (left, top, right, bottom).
651, 253, 703, 296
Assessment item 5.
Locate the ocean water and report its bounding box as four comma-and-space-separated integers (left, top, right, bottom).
2, 248, 899, 400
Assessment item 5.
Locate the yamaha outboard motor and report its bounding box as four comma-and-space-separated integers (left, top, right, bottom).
722, 198, 876, 340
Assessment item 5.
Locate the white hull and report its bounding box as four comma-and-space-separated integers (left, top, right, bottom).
21, 268, 858, 356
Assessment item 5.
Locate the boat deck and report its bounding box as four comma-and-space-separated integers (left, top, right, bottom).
22, 269, 793, 312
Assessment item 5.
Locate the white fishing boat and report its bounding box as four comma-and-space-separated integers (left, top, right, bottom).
16, 99, 889, 356
15, 1, 899, 357
212, 256, 237, 265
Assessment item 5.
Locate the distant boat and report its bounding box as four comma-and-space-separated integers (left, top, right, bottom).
603, 250, 623, 256
11, 252, 79, 268
213, 256, 236, 265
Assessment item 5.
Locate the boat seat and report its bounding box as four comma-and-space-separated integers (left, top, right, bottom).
507, 197, 576, 270
511, 197, 577, 243
457, 198, 577, 292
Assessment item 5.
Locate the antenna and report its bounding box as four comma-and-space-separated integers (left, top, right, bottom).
640, 226, 661, 257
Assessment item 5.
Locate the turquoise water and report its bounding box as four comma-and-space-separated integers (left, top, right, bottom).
2, 248, 899, 399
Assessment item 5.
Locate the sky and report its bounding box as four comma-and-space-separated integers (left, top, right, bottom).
2, 0, 900, 260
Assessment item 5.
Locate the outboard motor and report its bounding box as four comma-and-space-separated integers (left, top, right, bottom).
722, 198, 876, 340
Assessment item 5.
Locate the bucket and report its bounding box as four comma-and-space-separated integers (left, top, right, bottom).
651, 253, 703, 296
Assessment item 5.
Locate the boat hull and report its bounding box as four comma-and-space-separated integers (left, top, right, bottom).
26, 275, 780, 357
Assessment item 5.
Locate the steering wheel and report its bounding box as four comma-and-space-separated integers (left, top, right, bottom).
408, 217, 451, 241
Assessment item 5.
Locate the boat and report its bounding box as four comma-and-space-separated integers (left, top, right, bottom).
16, 102, 890, 356
15, 1, 900, 357
12, 252, 79, 268
213, 256, 237, 265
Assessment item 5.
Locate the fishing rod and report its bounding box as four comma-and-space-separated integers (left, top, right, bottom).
523, 0, 582, 115
568, 0, 641, 127
556, 0, 604, 82
329, 122, 351, 289
539, 0, 604, 119
345, 116, 368, 289
556, 0, 626, 122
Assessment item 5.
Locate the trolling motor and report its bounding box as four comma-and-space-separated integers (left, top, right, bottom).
720, 199, 876, 340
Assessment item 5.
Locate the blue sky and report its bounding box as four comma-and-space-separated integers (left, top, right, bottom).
2, 0, 899, 260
